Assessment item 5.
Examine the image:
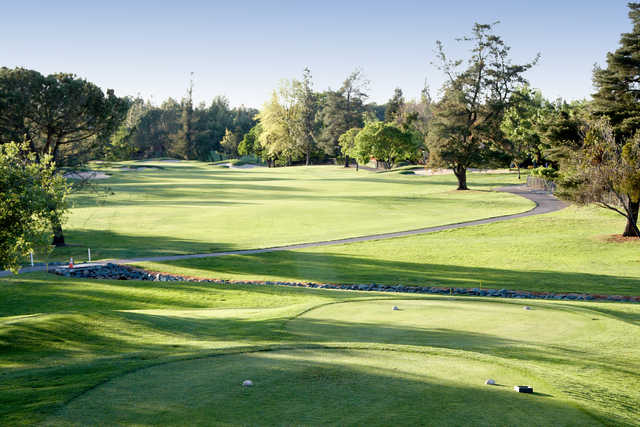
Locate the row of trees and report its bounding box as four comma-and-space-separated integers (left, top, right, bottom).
107, 90, 259, 162
242, 69, 431, 168
246, 4, 640, 237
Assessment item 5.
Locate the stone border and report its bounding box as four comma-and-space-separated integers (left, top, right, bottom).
51, 263, 639, 303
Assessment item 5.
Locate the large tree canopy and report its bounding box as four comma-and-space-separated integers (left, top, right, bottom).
428, 23, 538, 190
0, 67, 128, 246
500, 86, 549, 176
0, 143, 68, 272
558, 118, 640, 237
0, 67, 129, 165
351, 121, 421, 169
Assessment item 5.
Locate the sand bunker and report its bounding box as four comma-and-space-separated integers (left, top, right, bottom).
221, 163, 264, 169
119, 167, 158, 171
64, 171, 111, 180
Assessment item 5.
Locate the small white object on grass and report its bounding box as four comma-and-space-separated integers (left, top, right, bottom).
392, 306, 399, 311
523, 306, 531, 310
242, 380, 253, 387
485, 379, 496, 385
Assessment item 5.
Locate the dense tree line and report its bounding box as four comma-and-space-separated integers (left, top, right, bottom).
107, 93, 258, 162
247, 69, 430, 168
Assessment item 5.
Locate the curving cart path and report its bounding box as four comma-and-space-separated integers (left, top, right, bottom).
1, 185, 565, 276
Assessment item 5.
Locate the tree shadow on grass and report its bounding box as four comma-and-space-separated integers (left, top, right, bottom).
0, 299, 627, 425
161, 250, 640, 297
48, 229, 242, 262
0, 273, 367, 317
46, 349, 604, 426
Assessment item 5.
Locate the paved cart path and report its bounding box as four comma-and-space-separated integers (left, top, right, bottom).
1, 185, 565, 276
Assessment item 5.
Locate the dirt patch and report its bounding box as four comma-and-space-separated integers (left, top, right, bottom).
599, 234, 640, 243
64, 171, 110, 180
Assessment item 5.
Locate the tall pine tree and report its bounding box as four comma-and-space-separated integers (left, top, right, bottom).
592, 3, 640, 141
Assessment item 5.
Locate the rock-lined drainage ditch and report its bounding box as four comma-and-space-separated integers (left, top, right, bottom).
51, 263, 640, 303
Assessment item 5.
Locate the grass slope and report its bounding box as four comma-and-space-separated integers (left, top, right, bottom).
139, 205, 640, 296
47, 162, 531, 262
0, 275, 638, 425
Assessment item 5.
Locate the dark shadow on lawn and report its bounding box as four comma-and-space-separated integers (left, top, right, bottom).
48, 350, 604, 426
48, 229, 241, 262
0, 274, 367, 316
161, 250, 640, 297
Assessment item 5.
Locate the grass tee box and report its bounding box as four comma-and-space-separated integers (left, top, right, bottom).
49, 162, 531, 262
0, 274, 638, 425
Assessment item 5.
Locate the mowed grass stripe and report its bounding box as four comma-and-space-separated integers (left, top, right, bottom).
48, 163, 531, 262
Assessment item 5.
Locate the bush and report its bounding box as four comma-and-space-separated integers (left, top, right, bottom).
234, 155, 263, 166
531, 166, 558, 180
206, 150, 230, 163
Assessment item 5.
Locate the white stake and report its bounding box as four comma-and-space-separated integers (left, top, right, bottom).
30, 252, 34, 267
88, 248, 92, 263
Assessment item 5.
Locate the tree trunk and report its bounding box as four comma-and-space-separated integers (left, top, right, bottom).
623, 200, 640, 237
305, 150, 310, 166
355, 162, 359, 171
517, 165, 521, 180
52, 217, 66, 247
344, 156, 350, 168
453, 165, 468, 190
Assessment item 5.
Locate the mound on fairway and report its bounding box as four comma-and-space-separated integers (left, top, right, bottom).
47, 349, 596, 426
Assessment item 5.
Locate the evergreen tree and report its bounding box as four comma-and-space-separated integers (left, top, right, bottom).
293, 68, 318, 165
384, 88, 404, 123
318, 70, 369, 166
428, 23, 538, 190
219, 128, 239, 157
592, 3, 640, 140
170, 74, 195, 158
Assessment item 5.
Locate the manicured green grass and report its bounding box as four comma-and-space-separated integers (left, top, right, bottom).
4, 161, 638, 425
139, 205, 640, 296
46, 161, 531, 262
1, 274, 638, 425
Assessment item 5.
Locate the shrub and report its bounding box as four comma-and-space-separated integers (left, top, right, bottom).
531, 166, 558, 180
206, 150, 229, 163
234, 155, 263, 166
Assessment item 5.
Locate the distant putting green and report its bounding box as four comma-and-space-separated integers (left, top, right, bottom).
49, 162, 531, 261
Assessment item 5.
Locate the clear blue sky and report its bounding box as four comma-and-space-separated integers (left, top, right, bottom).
0, 1, 632, 108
